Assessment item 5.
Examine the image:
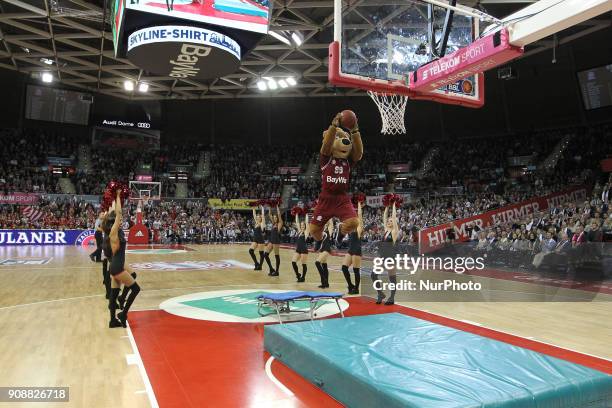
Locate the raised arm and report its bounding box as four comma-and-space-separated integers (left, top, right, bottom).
391, 202, 399, 243
111, 190, 122, 236
259, 205, 265, 229
383, 206, 389, 227
277, 205, 283, 230
252, 207, 257, 221
321, 113, 341, 156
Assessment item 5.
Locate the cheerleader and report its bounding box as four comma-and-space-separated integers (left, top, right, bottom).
248, 205, 266, 270
292, 211, 309, 282
264, 205, 283, 276
315, 219, 334, 288
342, 201, 363, 294
372, 201, 400, 305
104, 190, 141, 328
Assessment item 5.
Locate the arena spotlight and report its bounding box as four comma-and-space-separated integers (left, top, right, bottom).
257, 80, 267, 91
269, 31, 291, 45
291, 32, 303, 47
41, 72, 53, 83
138, 82, 149, 93
286, 77, 297, 86
40, 58, 54, 65
278, 79, 288, 88
267, 79, 278, 90
124, 80, 134, 91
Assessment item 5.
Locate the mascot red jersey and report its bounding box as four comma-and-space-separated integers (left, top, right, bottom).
309, 112, 363, 241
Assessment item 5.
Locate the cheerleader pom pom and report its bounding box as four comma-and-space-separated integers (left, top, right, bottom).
291, 206, 304, 216
248, 200, 259, 207
105, 180, 129, 202
382, 193, 394, 207
393, 194, 404, 207
352, 193, 366, 205
269, 198, 282, 207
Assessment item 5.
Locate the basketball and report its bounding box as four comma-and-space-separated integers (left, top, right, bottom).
340, 109, 357, 130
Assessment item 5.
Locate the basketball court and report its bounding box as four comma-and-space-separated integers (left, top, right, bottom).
0, 242, 610, 407
1, 0, 612, 407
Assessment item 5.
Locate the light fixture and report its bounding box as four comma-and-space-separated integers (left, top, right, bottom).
124, 80, 134, 91
291, 32, 303, 46
286, 76, 297, 86
40, 58, 54, 65
41, 72, 53, 83
268, 31, 291, 45
138, 82, 149, 93
257, 80, 267, 91
278, 79, 288, 88
267, 79, 278, 90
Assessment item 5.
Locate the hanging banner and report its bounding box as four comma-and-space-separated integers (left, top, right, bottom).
0, 193, 40, 205
418, 186, 588, 254
208, 198, 254, 210
0, 230, 96, 247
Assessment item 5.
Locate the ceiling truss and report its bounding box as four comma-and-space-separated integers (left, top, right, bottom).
0, 0, 608, 100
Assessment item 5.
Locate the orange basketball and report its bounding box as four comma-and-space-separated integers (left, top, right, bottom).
340, 109, 357, 130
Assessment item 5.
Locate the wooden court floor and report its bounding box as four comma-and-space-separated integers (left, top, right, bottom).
0, 244, 610, 408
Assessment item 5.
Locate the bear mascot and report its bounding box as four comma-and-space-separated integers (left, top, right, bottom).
309, 112, 363, 243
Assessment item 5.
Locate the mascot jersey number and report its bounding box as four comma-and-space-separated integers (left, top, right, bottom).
309, 112, 363, 242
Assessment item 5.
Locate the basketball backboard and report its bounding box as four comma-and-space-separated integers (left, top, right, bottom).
129, 181, 162, 202
329, 0, 485, 108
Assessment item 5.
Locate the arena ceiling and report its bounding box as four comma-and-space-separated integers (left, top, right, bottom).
0, 0, 609, 100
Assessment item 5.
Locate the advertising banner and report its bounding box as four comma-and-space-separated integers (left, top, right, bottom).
126, 0, 270, 34
0, 193, 40, 205
418, 186, 588, 253
127, 25, 241, 79
278, 166, 301, 175
0, 230, 96, 247
387, 163, 411, 173
208, 198, 254, 210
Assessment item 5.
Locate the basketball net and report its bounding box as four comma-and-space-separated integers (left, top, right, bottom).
367, 91, 408, 135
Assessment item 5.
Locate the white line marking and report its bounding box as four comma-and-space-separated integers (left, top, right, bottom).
0, 283, 312, 312
0, 294, 103, 311
126, 354, 139, 365
459, 319, 483, 326
265, 356, 294, 397
221, 259, 255, 269
126, 322, 159, 408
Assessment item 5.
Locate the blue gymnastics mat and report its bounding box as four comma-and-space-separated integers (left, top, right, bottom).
264, 313, 612, 408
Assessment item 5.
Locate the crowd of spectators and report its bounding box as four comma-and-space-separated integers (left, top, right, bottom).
0, 122, 610, 260
454, 179, 611, 274
0, 128, 76, 194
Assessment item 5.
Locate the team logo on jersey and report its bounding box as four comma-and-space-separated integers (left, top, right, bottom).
160, 289, 349, 323
75, 230, 96, 248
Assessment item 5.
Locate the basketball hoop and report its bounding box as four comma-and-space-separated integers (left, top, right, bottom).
367, 91, 408, 135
